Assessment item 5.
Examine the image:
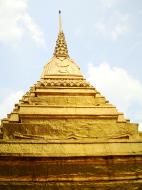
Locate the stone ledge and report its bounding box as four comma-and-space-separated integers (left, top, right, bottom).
0, 141, 142, 157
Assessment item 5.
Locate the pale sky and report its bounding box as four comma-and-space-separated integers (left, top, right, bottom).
0, 0, 142, 130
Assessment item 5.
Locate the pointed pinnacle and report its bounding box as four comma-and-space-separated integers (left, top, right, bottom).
59, 10, 62, 32
53, 11, 69, 58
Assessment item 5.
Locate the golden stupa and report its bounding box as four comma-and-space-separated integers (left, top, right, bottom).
0, 11, 142, 190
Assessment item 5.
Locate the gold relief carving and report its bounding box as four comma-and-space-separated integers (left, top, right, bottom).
12, 127, 131, 140
4, 120, 137, 140
14, 132, 44, 140
55, 58, 80, 74
41, 57, 82, 77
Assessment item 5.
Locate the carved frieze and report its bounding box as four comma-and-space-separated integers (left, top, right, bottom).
37, 79, 91, 87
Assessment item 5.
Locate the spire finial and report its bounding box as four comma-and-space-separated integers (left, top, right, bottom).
59, 10, 62, 32
53, 11, 69, 58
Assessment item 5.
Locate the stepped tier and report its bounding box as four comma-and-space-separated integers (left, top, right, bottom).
1, 56, 139, 140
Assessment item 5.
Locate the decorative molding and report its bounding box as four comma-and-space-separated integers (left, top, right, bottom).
37, 79, 91, 87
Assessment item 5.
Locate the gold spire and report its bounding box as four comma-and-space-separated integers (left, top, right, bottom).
53, 10, 69, 58
59, 10, 62, 32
